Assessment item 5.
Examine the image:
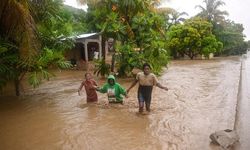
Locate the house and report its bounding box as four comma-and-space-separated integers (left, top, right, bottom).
65, 33, 114, 70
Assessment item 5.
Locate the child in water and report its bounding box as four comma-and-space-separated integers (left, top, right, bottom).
78, 73, 98, 103
97, 75, 127, 104
127, 63, 168, 113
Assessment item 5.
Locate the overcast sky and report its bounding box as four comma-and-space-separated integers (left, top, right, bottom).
64, 0, 250, 41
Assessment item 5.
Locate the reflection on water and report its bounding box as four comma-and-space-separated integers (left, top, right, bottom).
0, 57, 242, 150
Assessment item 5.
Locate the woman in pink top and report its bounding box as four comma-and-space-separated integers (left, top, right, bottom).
78, 73, 98, 102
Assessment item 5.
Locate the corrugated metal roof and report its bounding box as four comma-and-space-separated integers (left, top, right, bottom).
75, 33, 98, 39
61, 33, 99, 40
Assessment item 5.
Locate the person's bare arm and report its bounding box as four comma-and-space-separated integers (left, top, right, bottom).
156, 82, 168, 91
78, 82, 84, 95
126, 80, 138, 94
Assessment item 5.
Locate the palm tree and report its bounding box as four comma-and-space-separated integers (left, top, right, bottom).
0, 0, 39, 58
168, 10, 188, 29
0, 0, 72, 96
0, 0, 39, 95
157, 7, 188, 29
195, 0, 228, 23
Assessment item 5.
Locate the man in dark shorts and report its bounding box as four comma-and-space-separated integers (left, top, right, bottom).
127, 63, 168, 113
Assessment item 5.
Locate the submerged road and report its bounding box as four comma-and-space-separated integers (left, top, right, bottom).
0, 57, 243, 150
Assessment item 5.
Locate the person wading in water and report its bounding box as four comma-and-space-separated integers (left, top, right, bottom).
97, 75, 127, 104
127, 63, 168, 113
78, 73, 98, 103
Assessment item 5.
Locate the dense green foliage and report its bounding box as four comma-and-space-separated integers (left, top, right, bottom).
247, 41, 250, 48
86, 0, 169, 76
0, 0, 89, 95
0, 39, 18, 91
94, 59, 111, 77
0, 0, 249, 95
167, 17, 222, 59
213, 20, 247, 55
196, 0, 247, 56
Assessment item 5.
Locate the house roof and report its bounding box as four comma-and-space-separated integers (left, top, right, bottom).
75, 33, 99, 39
61, 32, 100, 40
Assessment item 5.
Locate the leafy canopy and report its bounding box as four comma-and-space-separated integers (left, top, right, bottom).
167, 17, 222, 59
86, 0, 169, 76
0, 0, 83, 95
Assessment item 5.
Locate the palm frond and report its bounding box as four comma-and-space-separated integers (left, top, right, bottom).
0, 0, 39, 59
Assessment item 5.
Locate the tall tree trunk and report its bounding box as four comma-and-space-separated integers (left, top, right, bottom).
110, 39, 116, 72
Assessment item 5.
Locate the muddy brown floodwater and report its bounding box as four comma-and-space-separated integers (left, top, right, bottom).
0, 57, 243, 150
234, 51, 250, 150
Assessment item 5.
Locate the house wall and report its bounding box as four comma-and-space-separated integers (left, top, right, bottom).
65, 42, 84, 64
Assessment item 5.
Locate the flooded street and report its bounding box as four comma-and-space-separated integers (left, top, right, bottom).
0, 57, 243, 150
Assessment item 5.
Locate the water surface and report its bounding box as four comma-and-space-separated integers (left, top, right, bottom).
0, 57, 242, 150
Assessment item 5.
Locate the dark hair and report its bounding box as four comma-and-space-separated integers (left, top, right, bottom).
142, 63, 151, 70
85, 72, 91, 77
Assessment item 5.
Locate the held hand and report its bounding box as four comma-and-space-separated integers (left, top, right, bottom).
126, 89, 130, 94
96, 87, 100, 91
164, 87, 168, 91
93, 85, 98, 89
